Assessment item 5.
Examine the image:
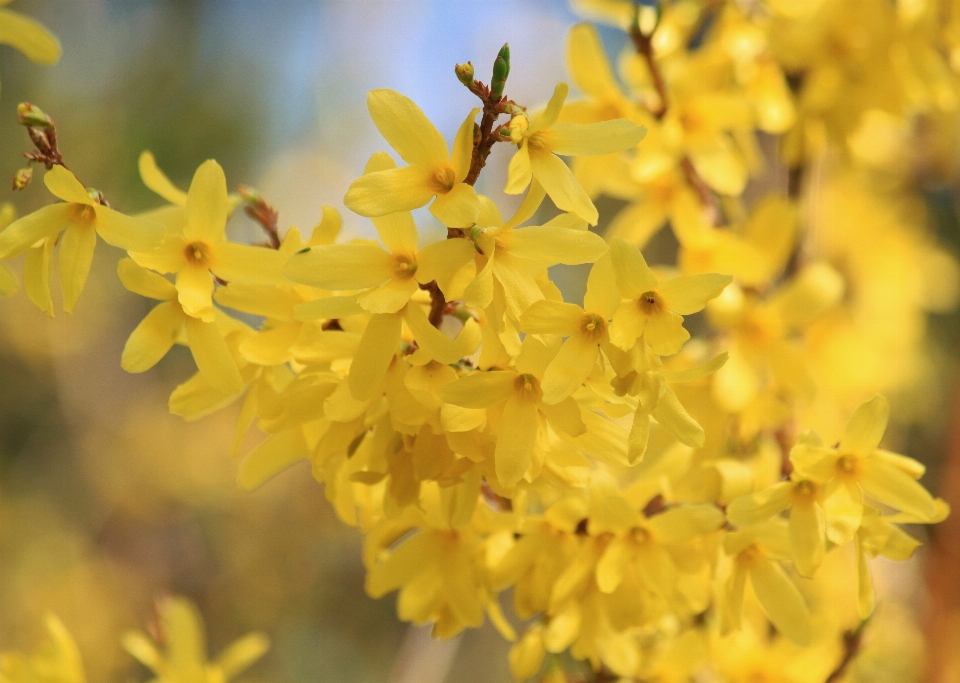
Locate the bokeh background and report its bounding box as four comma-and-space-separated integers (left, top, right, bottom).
1, 2, 959, 683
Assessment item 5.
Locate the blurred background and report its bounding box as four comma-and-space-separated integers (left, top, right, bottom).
1, 2, 959, 683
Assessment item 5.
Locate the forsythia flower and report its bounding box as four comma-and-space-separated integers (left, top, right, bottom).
505, 82, 646, 225
131, 160, 287, 322
0, 166, 164, 311
122, 597, 269, 683
344, 90, 481, 227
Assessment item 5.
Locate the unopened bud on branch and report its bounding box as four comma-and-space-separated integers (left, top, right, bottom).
17, 103, 52, 129
455, 62, 475, 87
12, 167, 32, 190
491, 43, 510, 98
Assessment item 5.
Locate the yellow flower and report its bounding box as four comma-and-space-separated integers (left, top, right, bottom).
722, 521, 813, 645
344, 90, 481, 228
727, 476, 827, 578
0, 0, 61, 91
0, 166, 164, 312
464, 182, 610, 320
790, 395, 939, 539
288, 153, 480, 401
519, 255, 622, 404
118, 258, 244, 393
442, 336, 587, 489
504, 82, 646, 225
123, 596, 269, 683
130, 160, 288, 322
609, 236, 731, 355
0, 615, 85, 683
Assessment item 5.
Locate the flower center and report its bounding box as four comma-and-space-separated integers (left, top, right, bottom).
631, 527, 651, 545
392, 253, 418, 280
430, 165, 457, 194
836, 455, 859, 478
579, 313, 606, 341
184, 241, 211, 266
513, 373, 542, 402
527, 131, 551, 153
638, 291, 663, 315
738, 543, 762, 567
68, 203, 96, 226
792, 480, 817, 502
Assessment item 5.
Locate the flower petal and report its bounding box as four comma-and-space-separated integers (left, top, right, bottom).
495, 395, 539, 488
0, 8, 60, 64
727, 482, 793, 526
790, 501, 825, 578
657, 273, 733, 315
284, 243, 392, 290
609, 237, 658, 297
531, 82, 569, 133
183, 160, 229, 243
44, 166, 91, 205
567, 23, 622, 102
366, 89, 449, 168
441, 370, 515, 408
94, 205, 165, 252
749, 556, 812, 645
59, 223, 97, 313
358, 277, 419, 314
138, 151, 187, 205
344, 166, 437, 217
840, 395, 889, 455
541, 334, 598, 404
23, 236, 55, 316
644, 308, 690, 356
530, 152, 598, 225
213, 242, 288, 284
548, 119, 646, 156
176, 264, 215, 322
583, 253, 619, 318
651, 386, 704, 447
430, 182, 480, 228
121, 301, 185, 372
349, 313, 401, 400
416, 237, 476, 285
859, 458, 937, 519
452, 108, 480, 181
185, 317, 243, 393
519, 300, 584, 336
402, 301, 463, 364
509, 226, 608, 265
505, 145, 532, 195
0, 203, 71, 259
117, 258, 177, 301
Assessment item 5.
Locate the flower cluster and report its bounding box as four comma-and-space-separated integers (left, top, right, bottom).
1, 0, 958, 681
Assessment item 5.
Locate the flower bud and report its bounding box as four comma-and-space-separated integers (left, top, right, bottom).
455, 61, 475, 87
237, 184, 262, 207
17, 102, 52, 129
491, 43, 510, 98
12, 167, 32, 191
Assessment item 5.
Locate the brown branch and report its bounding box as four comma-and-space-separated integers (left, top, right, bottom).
481, 479, 512, 511
463, 80, 513, 187
825, 618, 871, 683
680, 157, 722, 226
629, 23, 668, 120
419, 281, 447, 328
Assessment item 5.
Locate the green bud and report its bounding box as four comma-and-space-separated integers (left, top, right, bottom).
16, 102, 52, 129
491, 43, 510, 98
455, 61, 475, 87
296, 247, 311, 254
12, 167, 32, 191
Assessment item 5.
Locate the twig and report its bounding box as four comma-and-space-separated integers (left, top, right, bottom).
462, 82, 513, 187
629, 15, 722, 226
825, 618, 871, 683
